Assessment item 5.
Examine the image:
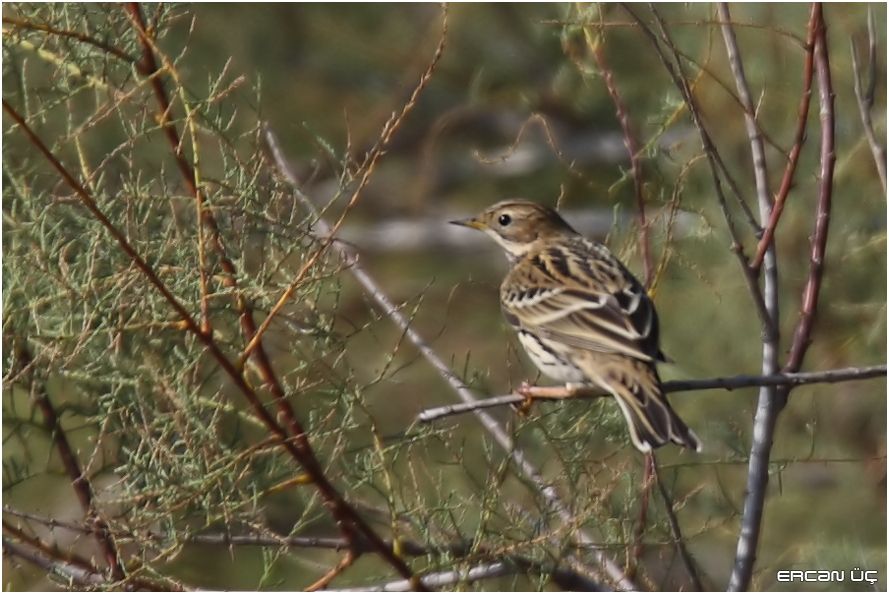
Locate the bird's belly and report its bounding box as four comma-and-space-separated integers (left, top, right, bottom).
517, 330, 587, 384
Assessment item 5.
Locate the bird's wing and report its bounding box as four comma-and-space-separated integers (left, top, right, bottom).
501, 240, 664, 363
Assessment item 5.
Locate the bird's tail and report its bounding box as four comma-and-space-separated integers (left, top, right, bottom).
585, 354, 701, 453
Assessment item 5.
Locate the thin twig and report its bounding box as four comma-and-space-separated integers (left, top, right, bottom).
750, 4, 819, 273
327, 562, 514, 592
622, 4, 777, 339
651, 459, 704, 591
182, 531, 470, 557
850, 7, 886, 193
583, 18, 653, 286
240, 5, 449, 364
13, 343, 126, 581
325, 559, 605, 592
627, 453, 655, 580
2, 521, 97, 577
264, 128, 637, 590
0, 510, 462, 562
782, 5, 836, 382
718, 4, 773, 215
2, 537, 107, 587
2, 508, 92, 536
1, 15, 137, 63
415, 365, 886, 422
306, 550, 357, 592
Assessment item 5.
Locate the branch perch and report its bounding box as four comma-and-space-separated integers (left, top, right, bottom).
416, 365, 887, 423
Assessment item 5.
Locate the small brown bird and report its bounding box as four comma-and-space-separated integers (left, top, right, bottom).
451, 199, 700, 453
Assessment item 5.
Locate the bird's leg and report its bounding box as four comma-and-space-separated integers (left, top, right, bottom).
515, 381, 537, 416
514, 383, 594, 415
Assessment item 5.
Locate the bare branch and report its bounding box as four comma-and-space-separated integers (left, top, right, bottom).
582, 15, 654, 286
718, 4, 773, 213
621, 4, 777, 339
327, 562, 515, 592
324, 559, 606, 592
2, 537, 108, 588
729, 4, 829, 590
850, 7, 886, 193
1, 15, 137, 63
240, 5, 449, 364
782, 4, 837, 381
651, 457, 705, 591
750, 5, 819, 273
182, 530, 604, 590
12, 343, 126, 581
306, 550, 357, 592
1, 530, 181, 591
416, 365, 887, 422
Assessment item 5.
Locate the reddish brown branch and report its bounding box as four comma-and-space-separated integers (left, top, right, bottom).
124, 4, 194, 191
586, 29, 654, 286
750, 4, 819, 273
621, 4, 777, 339
2, 537, 107, 587
2, 521, 98, 578
626, 453, 655, 580
2, 525, 181, 591
2, 100, 420, 587
12, 344, 126, 581
2, 15, 137, 63
305, 549, 357, 591
240, 6, 449, 364
782, 4, 835, 379
651, 461, 704, 591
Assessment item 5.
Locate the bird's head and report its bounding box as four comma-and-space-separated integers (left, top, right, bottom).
450, 200, 577, 261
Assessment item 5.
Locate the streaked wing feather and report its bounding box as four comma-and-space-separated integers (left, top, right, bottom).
501, 238, 662, 362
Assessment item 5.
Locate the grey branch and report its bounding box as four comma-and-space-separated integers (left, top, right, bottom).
851, 7, 887, 193
416, 365, 887, 423
173, 531, 603, 590
323, 559, 605, 592
2, 537, 107, 587
184, 532, 468, 558
327, 562, 514, 592
264, 128, 635, 590
718, 3, 784, 591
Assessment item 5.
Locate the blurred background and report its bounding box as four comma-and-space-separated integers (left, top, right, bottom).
3, 3, 885, 591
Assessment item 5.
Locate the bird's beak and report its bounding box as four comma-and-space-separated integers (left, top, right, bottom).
449, 216, 486, 230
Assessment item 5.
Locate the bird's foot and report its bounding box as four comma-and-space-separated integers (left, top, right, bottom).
514, 381, 536, 416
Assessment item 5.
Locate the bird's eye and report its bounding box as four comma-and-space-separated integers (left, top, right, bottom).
498, 213, 512, 226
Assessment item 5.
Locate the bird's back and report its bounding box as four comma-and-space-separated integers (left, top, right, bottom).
501, 235, 665, 364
